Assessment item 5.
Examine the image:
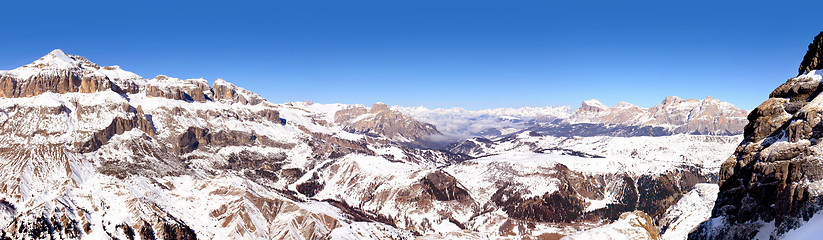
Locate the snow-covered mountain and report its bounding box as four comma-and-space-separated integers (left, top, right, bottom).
394, 96, 747, 142
568, 96, 748, 135
0, 49, 744, 239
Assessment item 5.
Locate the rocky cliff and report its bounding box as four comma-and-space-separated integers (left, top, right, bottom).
690, 31, 823, 239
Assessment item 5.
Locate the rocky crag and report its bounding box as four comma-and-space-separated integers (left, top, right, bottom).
690, 31, 823, 239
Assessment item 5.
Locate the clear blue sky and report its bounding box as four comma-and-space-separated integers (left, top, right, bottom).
0, 0, 821, 110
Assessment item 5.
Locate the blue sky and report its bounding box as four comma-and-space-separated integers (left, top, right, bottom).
0, 0, 821, 110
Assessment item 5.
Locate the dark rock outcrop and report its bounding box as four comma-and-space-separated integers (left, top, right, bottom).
798, 31, 823, 76
176, 127, 261, 154
492, 181, 586, 223
636, 170, 703, 220
80, 105, 156, 153
421, 170, 471, 202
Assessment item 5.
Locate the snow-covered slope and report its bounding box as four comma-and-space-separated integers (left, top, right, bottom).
660, 184, 719, 240
562, 211, 660, 240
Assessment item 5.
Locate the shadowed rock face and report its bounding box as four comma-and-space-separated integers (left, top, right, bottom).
176, 127, 269, 154
486, 163, 705, 225
492, 181, 587, 223
81, 106, 156, 153
799, 31, 823, 76
636, 171, 703, 220
421, 170, 471, 202
691, 31, 823, 240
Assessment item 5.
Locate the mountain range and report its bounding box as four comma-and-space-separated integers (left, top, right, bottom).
395, 94, 747, 143
0, 48, 788, 240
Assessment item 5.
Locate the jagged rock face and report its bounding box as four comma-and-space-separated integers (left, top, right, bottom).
799, 31, 823, 76
335, 102, 442, 142
568, 96, 748, 135
691, 31, 823, 240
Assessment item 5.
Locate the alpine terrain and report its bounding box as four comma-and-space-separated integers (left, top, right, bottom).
0, 49, 750, 239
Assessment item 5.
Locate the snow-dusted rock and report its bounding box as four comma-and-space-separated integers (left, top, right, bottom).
691, 31, 823, 240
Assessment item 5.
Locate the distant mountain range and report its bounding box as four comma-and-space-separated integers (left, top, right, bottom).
394, 95, 747, 142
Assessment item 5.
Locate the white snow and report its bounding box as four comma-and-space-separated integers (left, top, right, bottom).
562, 211, 657, 240
660, 184, 719, 240
213, 78, 231, 86
582, 98, 609, 109
783, 209, 823, 239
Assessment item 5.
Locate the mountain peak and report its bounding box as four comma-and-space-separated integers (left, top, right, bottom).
213, 78, 232, 87
613, 101, 640, 109
661, 96, 683, 105
31, 49, 81, 69
46, 49, 68, 58
582, 99, 608, 109
47, 48, 67, 56
371, 102, 390, 113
